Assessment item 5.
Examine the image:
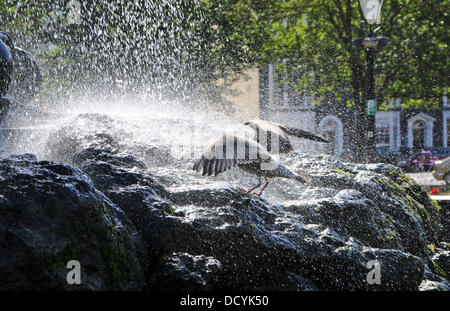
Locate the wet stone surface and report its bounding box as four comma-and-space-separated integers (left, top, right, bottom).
0, 113, 448, 290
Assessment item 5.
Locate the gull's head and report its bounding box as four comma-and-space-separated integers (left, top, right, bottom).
244, 120, 257, 130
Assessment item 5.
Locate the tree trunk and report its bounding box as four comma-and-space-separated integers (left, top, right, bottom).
365, 48, 377, 162
350, 47, 378, 164
350, 59, 367, 163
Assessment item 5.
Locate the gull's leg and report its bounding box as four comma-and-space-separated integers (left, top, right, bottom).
257, 177, 269, 195
247, 177, 262, 193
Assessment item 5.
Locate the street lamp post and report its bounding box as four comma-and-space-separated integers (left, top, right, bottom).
352, 0, 390, 163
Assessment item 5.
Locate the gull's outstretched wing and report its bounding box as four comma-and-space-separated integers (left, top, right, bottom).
193, 134, 273, 177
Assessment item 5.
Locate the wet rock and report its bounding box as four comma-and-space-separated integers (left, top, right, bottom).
438, 201, 450, 243
147, 252, 222, 291
419, 265, 450, 291
419, 266, 450, 291
419, 264, 450, 292
330, 243, 424, 290
432, 249, 450, 281
287, 155, 442, 258
81, 160, 165, 195
439, 242, 450, 251
46, 113, 175, 168
0, 155, 146, 290
91, 181, 426, 290
419, 280, 450, 291
1, 113, 445, 290
74, 147, 147, 170
44, 114, 128, 164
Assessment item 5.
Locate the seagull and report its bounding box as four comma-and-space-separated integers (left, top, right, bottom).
193, 134, 308, 195
244, 119, 328, 154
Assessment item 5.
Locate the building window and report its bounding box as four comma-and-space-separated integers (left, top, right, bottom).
376, 111, 400, 151
267, 60, 310, 108
447, 121, 450, 147
407, 113, 435, 150
413, 120, 425, 150
376, 122, 390, 146
319, 115, 343, 158
322, 121, 337, 156
442, 111, 450, 147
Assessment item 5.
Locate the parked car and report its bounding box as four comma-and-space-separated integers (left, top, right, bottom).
397, 147, 450, 172
433, 156, 450, 184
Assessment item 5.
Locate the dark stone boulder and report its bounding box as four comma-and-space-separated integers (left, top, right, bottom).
0, 154, 146, 290
330, 242, 424, 290
419, 265, 450, 291
284, 157, 442, 258
431, 249, 450, 281
419, 280, 450, 291
1, 113, 445, 290
147, 252, 222, 291
70, 145, 428, 290
437, 201, 450, 243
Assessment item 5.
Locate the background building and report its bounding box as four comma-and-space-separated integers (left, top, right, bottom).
257, 65, 449, 160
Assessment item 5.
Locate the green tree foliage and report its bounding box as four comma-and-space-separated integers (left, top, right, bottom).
203, 0, 449, 108
1, 0, 447, 109
0, 0, 244, 106
379, 0, 449, 108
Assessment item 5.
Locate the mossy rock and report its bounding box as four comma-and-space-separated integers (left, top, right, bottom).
0, 155, 145, 290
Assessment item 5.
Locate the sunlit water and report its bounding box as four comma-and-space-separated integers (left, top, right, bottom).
0, 95, 335, 206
